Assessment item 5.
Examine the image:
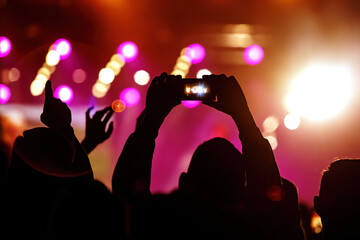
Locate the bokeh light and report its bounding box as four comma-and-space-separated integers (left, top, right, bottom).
120, 88, 140, 107
37, 67, 51, 79
46, 50, 60, 66
284, 113, 300, 130
72, 69, 86, 83
111, 99, 126, 112
0, 84, 11, 104
92, 83, 108, 98
243, 44, 264, 65
30, 79, 46, 96
264, 135, 278, 150
0, 36, 12, 57
134, 70, 150, 85
98, 68, 115, 84
285, 64, 353, 120
185, 43, 205, 64
117, 41, 138, 62
196, 69, 212, 78
52, 38, 72, 60
8, 67, 21, 82
263, 115, 280, 132
54, 85, 73, 104
182, 100, 201, 108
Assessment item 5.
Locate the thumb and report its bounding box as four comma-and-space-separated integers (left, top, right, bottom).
203, 96, 219, 109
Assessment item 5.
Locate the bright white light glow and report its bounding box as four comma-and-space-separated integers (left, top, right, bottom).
98, 68, 115, 84
284, 113, 300, 130
285, 64, 353, 121
196, 69, 212, 78
46, 50, 60, 66
134, 70, 150, 85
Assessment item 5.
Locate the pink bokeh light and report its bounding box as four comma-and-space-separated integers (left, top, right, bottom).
54, 85, 74, 104
120, 88, 140, 107
52, 38, 72, 60
0, 36, 12, 58
117, 41, 138, 62
0, 84, 11, 104
182, 100, 201, 108
185, 43, 205, 64
243, 44, 264, 65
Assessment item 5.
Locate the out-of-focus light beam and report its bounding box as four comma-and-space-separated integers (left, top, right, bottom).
54, 85, 73, 104
243, 44, 264, 65
0, 37, 11, 57
117, 41, 138, 62
285, 64, 353, 121
0, 84, 11, 104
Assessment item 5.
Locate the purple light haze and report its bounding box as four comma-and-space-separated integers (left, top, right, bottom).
185, 44, 205, 64
0, 37, 12, 58
117, 41, 138, 62
182, 100, 201, 108
243, 44, 264, 65
0, 84, 11, 104
54, 85, 73, 104
120, 88, 140, 107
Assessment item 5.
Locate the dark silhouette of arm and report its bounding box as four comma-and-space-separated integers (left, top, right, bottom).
41, 80, 93, 176
112, 73, 181, 200
81, 106, 114, 154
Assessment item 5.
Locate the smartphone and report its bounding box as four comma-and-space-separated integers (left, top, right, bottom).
180, 78, 214, 101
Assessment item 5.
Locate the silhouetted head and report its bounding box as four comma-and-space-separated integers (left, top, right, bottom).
11, 127, 91, 178
179, 137, 245, 204
314, 158, 360, 239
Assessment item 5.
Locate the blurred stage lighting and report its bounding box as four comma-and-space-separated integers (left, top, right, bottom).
182, 100, 201, 108
98, 68, 115, 84
54, 85, 73, 104
185, 43, 205, 64
72, 69, 86, 83
0, 36, 11, 57
284, 113, 300, 130
263, 115, 280, 132
52, 38, 72, 60
46, 50, 60, 66
0, 84, 11, 104
243, 44, 264, 65
111, 99, 126, 112
117, 41, 138, 62
8, 67, 21, 82
285, 64, 353, 121
196, 69, 212, 78
120, 88, 140, 107
264, 135, 278, 150
30, 80, 46, 96
134, 70, 150, 85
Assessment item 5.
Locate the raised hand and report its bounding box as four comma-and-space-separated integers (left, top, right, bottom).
203, 74, 250, 118
40, 80, 72, 135
81, 106, 114, 154
141, 73, 182, 130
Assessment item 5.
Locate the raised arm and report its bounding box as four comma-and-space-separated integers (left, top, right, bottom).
203, 74, 282, 195
41, 80, 93, 177
112, 73, 181, 199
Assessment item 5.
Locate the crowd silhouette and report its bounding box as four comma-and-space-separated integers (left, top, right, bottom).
0, 73, 357, 239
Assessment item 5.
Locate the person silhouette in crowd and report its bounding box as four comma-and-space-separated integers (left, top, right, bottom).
314, 158, 360, 240
112, 73, 304, 239
4, 80, 123, 239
